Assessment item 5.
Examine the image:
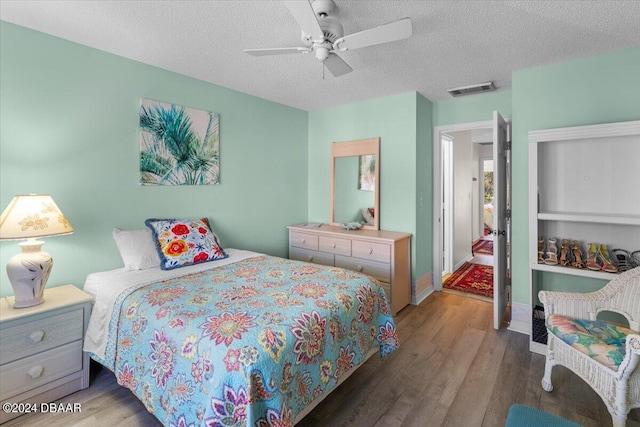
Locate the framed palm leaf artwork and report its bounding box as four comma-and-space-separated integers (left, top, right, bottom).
139, 99, 220, 185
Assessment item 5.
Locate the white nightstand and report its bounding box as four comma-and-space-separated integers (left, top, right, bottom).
0, 285, 93, 423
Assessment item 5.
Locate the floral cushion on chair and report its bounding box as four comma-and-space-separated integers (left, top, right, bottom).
547, 314, 630, 371
145, 218, 227, 270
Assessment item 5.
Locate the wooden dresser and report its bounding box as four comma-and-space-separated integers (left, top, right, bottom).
288, 224, 411, 315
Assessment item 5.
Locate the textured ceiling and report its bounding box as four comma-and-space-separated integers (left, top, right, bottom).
1, 1, 639, 111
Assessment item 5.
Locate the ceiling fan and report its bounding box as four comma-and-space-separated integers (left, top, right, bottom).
243, 0, 412, 77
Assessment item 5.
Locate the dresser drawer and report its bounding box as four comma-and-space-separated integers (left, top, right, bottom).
0, 309, 84, 364
290, 231, 319, 251
290, 247, 335, 266
319, 236, 351, 256
0, 340, 83, 400
335, 255, 391, 283
352, 240, 391, 263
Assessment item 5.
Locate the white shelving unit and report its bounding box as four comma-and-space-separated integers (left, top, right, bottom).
528, 120, 640, 354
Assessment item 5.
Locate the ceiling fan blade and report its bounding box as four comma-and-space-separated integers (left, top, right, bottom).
244, 47, 310, 56
334, 17, 412, 51
324, 53, 352, 77
283, 0, 324, 41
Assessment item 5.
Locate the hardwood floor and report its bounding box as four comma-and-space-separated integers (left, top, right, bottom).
6, 292, 639, 427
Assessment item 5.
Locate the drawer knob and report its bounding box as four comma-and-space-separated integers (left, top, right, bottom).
332, 243, 337, 248
29, 330, 45, 343
357, 265, 364, 272
301, 239, 306, 244
28, 365, 44, 379
308, 256, 313, 262
368, 248, 374, 254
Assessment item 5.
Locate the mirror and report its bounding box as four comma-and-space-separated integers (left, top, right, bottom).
330, 137, 380, 230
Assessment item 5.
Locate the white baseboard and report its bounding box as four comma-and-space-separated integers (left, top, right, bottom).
412, 284, 434, 305
453, 253, 474, 271
508, 302, 530, 335
412, 272, 434, 305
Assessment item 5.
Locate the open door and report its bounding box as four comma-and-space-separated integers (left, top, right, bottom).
493, 111, 510, 329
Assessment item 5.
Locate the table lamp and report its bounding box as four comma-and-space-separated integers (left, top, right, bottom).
0, 194, 74, 308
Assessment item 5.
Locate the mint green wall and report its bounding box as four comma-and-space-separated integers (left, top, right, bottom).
0, 22, 308, 296
415, 94, 433, 282
511, 46, 640, 304
308, 93, 421, 278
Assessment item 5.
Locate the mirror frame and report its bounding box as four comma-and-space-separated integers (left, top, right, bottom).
330, 137, 380, 230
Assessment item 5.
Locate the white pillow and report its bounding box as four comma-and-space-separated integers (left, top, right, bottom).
112, 228, 160, 271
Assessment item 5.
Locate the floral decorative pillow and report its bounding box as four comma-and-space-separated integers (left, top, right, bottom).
145, 218, 227, 270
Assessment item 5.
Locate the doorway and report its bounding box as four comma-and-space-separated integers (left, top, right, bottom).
432, 114, 511, 329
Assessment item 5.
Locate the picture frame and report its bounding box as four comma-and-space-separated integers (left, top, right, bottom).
139, 99, 220, 185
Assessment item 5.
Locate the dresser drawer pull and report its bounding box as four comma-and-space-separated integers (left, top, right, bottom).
332, 242, 337, 248
357, 265, 364, 272
307, 255, 313, 262
301, 239, 306, 244
27, 365, 44, 379
29, 330, 46, 343
368, 248, 374, 254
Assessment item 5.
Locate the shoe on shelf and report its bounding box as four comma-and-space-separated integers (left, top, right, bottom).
558, 239, 570, 266
598, 244, 618, 273
586, 242, 601, 271
538, 236, 545, 264
612, 249, 633, 272
571, 241, 585, 269
544, 238, 558, 265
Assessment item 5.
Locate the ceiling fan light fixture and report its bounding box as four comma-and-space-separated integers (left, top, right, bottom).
447, 81, 496, 97
315, 47, 330, 61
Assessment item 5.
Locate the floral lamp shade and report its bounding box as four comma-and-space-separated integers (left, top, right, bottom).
0, 194, 73, 240
0, 194, 74, 308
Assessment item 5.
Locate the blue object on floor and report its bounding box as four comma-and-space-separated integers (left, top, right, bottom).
505, 404, 582, 427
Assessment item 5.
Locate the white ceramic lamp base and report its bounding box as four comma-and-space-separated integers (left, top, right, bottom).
6, 239, 52, 308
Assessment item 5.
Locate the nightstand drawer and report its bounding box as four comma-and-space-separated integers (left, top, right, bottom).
352, 240, 391, 263
335, 255, 391, 283
319, 236, 351, 256
290, 232, 319, 251
0, 309, 84, 364
290, 247, 335, 266
0, 340, 83, 400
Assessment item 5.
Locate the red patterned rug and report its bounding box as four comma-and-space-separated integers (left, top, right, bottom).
443, 262, 493, 299
472, 239, 493, 255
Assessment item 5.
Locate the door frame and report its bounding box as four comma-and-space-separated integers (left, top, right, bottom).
433, 120, 493, 291
432, 118, 511, 290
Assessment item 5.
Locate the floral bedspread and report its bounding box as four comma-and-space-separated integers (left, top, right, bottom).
94, 255, 399, 426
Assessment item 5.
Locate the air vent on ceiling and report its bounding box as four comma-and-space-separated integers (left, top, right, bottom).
447, 81, 496, 97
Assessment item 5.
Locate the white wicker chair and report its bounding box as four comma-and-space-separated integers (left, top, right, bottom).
539, 267, 640, 427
